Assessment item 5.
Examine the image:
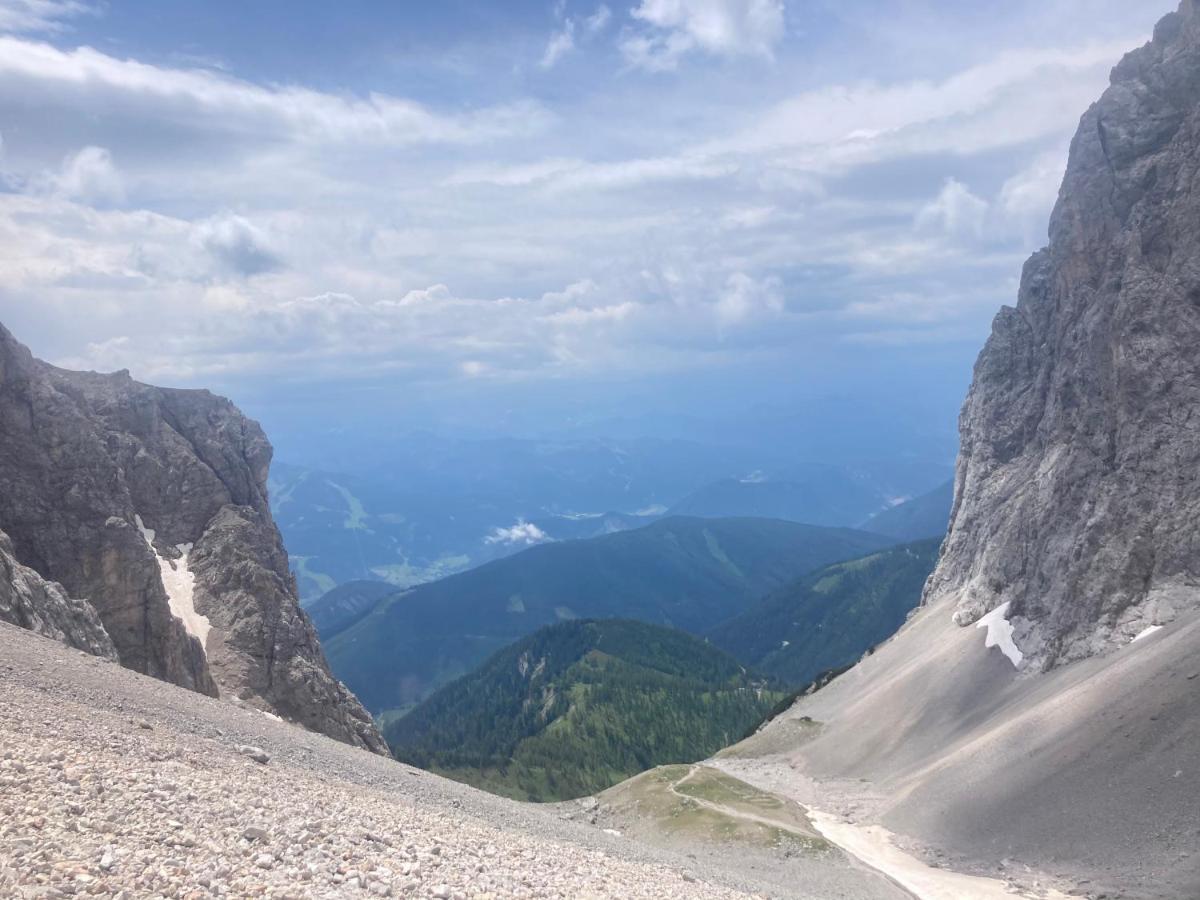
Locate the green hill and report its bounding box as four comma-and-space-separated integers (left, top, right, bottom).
324, 516, 891, 717
387, 619, 785, 802
708, 540, 941, 687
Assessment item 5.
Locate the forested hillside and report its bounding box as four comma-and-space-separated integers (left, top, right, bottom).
388, 619, 784, 801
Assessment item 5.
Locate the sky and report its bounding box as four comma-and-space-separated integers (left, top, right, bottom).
0, 0, 1178, 460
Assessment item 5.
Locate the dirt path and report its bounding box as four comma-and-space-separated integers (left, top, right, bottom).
665, 765, 817, 837
707, 759, 1069, 900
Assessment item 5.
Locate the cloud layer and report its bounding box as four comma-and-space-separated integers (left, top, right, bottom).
0, 0, 1175, 402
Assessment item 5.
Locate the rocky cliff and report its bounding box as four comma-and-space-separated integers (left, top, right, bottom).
0, 527, 117, 660
0, 322, 385, 753
926, 0, 1200, 670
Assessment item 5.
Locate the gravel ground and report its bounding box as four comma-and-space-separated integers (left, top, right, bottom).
0, 622, 773, 900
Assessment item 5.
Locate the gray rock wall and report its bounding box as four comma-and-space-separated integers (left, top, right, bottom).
926, 0, 1200, 669
0, 322, 385, 752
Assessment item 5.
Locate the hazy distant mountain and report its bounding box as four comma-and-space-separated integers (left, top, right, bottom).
324, 516, 892, 718
708, 540, 940, 687
269, 436, 783, 601
388, 618, 784, 802
859, 481, 953, 541
306, 580, 397, 640
668, 463, 950, 527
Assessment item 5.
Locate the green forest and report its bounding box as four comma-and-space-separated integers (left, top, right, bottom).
386, 618, 785, 801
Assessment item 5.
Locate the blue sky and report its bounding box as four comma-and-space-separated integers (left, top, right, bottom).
0, 0, 1178, 456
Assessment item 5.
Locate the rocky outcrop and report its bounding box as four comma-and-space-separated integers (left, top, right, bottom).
926, 1, 1200, 670
0, 322, 385, 752
0, 527, 117, 659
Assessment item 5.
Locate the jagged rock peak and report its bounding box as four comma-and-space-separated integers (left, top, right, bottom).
926, 0, 1200, 671
0, 321, 386, 753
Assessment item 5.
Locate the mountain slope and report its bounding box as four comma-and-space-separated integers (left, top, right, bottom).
708, 540, 940, 687
387, 619, 784, 802
0, 322, 383, 752
306, 579, 397, 640
859, 482, 952, 541
325, 516, 892, 716
669, 470, 884, 527
717, 9, 1200, 899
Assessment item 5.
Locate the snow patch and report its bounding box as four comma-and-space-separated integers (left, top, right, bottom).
134, 515, 211, 654
1131, 624, 1163, 643
975, 601, 1023, 668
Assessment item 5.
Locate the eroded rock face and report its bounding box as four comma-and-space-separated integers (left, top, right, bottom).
0, 528, 117, 660
927, 1, 1200, 670
0, 322, 386, 752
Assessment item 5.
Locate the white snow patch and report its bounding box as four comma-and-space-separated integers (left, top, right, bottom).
1131, 624, 1163, 643
134, 515, 211, 654
975, 601, 1023, 668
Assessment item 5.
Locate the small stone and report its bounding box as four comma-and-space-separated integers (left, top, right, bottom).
431, 886, 451, 900
242, 826, 270, 842
136, 720, 152, 730
254, 853, 274, 870
237, 745, 270, 765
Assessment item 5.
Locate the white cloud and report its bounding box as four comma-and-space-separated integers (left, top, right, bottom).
541, 26, 575, 68
485, 520, 552, 546
192, 214, 281, 277
916, 178, 989, 238
622, 0, 785, 71
715, 271, 783, 326
49, 145, 124, 206
585, 4, 612, 33
998, 149, 1067, 242
0, 36, 550, 148
707, 41, 1134, 167
540, 4, 613, 69
0, 4, 1165, 394
0, 0, 90, 34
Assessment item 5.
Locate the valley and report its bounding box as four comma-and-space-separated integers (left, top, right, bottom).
321, 516, 896, 716
3, 1, 1199, 898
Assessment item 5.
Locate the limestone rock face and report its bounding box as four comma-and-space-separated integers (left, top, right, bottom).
927, 1, 1200, 669
0, 527, 117, 660
0, 322, 385, 752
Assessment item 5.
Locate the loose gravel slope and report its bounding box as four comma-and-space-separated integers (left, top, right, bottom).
0, 622, 765, 900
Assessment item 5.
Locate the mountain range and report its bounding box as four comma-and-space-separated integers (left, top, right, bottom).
322, 516, 892, 718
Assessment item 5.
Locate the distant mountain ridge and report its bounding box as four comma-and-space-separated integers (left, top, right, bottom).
859, 481, 953, 541
323, 516, 893, 717
387, 618, 784, 801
